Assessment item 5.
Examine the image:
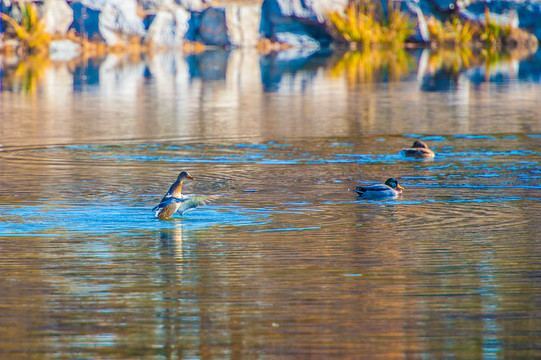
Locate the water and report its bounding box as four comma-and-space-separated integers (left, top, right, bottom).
0, 48, 540, 359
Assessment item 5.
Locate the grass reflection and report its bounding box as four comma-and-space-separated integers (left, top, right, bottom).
331, 48, 414, 84
2, 54, 50, 94
425, 47, 478, 75
424, 46, 535, 78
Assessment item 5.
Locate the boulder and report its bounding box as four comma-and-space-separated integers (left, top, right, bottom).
97, 0, 146, 45
260, 0, 348, 48
225, 3, 261, 47
145, 5, 191, 47
42, 0, 74, 35
178, 0, 209, 12
70, 3, 102, 40
70, 0, 145, 45
194, 7, 230, 46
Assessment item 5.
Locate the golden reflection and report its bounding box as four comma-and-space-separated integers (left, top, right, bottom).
424, 47, 478, 75
331, 48, 414, 85
423, 45, 536, 78
1, 53, 50, 94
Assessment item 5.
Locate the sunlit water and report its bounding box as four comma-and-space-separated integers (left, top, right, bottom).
0, 48, 540, 359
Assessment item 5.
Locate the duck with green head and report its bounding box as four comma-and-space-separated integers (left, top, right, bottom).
354, 178, 404, 199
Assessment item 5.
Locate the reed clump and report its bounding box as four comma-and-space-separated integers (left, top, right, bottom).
427, 16, 475, 48
328, 0, 415, 49
427, 8, 537, 51
0, 1, 50, 54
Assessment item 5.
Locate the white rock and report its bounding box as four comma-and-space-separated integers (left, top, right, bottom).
42, 0, 74, 35
82, 0, 145, 45
225, 4, 261, 47
146, 5, 191, 47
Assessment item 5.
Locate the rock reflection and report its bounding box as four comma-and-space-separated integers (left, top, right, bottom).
1, 46, 541, 145
1, 46, 540, 96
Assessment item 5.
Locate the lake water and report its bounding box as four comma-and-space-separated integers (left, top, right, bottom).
0, 48, 540, 359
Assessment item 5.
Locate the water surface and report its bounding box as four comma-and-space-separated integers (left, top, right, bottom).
0, 48, 540, 359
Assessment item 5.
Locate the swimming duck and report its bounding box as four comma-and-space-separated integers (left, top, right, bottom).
354, 178, 404, 199
402, 140, 435, 159
153, 171, 199, 220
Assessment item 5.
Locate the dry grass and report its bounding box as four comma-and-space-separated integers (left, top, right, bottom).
427, 16, 476, 48
328, 0, 414, 49
0, 1, 51, 54
428, 9, 538, 51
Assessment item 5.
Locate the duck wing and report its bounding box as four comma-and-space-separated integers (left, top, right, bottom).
175, 194, 219, 214
152, 194, 183, 211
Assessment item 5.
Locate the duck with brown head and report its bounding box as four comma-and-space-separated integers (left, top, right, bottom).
402, 140, 435, 159
153, 171, 197, 220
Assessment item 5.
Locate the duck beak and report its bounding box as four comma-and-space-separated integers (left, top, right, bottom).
397, 184, 404, 190
187, 175, 196, 181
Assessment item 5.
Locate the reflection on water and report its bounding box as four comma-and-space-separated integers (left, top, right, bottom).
1, 48, 541, 147
1, 46, 539, 94
1, 54, 51, 93
1, 46, 541, 359
331, 48, 415, 84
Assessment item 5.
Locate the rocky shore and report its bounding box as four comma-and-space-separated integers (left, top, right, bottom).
0, 0, 540, 57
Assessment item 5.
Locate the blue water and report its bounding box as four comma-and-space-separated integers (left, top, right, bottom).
0, 48, 540, 359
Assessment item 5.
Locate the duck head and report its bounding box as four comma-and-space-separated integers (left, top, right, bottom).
385, 178, 404, 191
177, 171, 196, 182
411, 140, 429, 149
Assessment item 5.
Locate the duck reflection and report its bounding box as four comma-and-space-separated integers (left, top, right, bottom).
158, 225, 185, 271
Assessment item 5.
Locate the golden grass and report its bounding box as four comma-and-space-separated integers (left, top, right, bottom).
427, 16, 476, 48
328, 0, 414, 49
0, 1, 50, 54
427, 9, 537, 51
478, 7, 511, 49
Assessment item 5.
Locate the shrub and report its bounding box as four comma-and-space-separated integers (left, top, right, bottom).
328, 0, 415, 49
0, 1, 51, 54
427, 16, 476, 48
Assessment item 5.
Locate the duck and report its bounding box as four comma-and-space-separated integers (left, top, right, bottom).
153, 171, 200, 220
354, 178, 404, 199
402, 140, 435, 159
